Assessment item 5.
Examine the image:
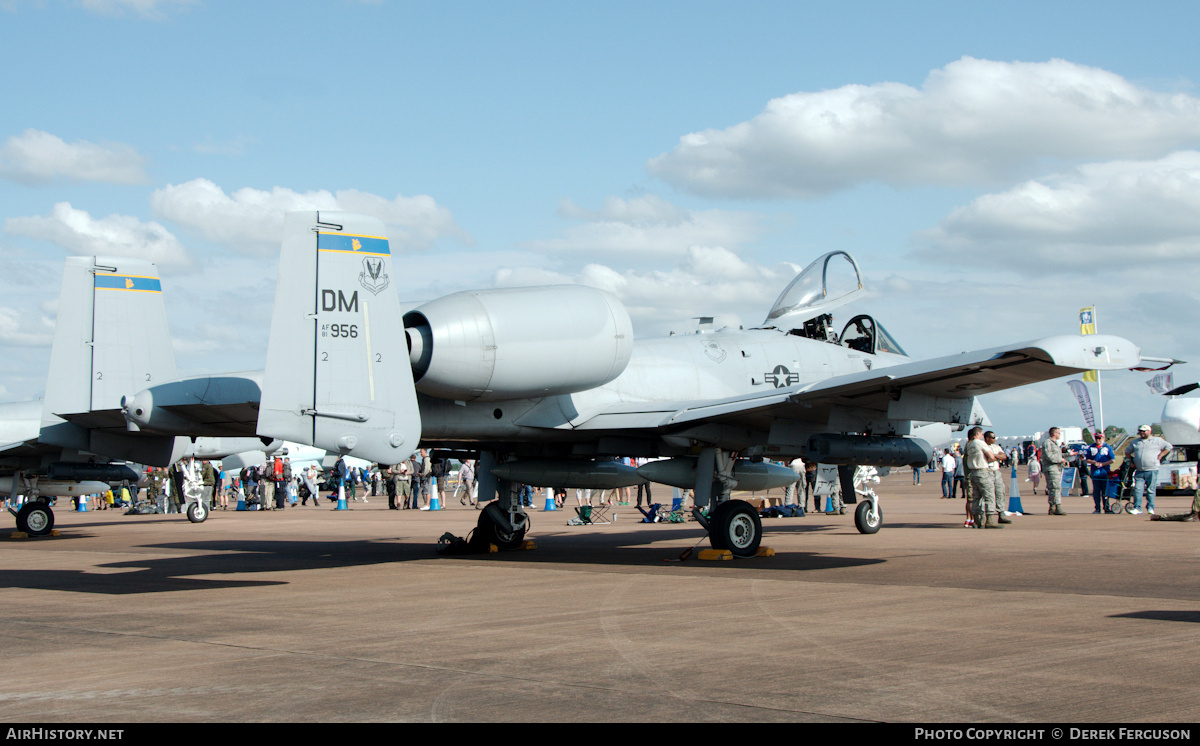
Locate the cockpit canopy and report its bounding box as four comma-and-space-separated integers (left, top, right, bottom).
762, 250, 907, 357
764, 251, 864, 327
839, 314, 908, 356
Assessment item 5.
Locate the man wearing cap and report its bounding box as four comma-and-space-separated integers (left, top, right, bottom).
1040, 427, 1068, 515
965, 427, 1003, 528
1124, 425, 1172, 516
1085, 431, 1116, 514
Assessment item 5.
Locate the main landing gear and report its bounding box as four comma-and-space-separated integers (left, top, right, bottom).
474, 501, 528, 550
470, 455, 529, 551
707, 500, 762, 556
691, 452, 883, 554
689, 448, 765, 558
6, 472, 55, 537
15, 500, 55, 536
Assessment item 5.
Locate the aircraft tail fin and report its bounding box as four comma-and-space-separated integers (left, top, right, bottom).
256, 211, 421, 465
41, 257, 178, 426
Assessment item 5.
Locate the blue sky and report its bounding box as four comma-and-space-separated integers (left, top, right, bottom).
2, 0, 1199, 438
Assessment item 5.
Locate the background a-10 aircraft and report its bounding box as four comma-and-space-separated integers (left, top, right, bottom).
3, 211, 1176, 555
0, 256, 281, 532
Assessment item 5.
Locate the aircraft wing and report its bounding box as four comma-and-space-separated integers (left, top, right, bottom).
0, 401, 63, 465
566, 334, 1158, 435
0, 437, 58, 462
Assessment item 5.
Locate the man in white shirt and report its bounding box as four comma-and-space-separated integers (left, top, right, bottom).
940, 449, 956, 498
1124, 425, 1172, 515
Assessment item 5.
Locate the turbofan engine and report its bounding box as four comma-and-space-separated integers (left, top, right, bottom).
404, 286, 633, 401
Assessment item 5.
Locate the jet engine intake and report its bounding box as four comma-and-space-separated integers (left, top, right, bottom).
403, 286, 633, 401
806, 433, 932, 467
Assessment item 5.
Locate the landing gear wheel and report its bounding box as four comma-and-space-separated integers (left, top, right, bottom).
708, 500, 762, 557
186, 501, 209, 523
854, 500, 882, 534
16, 501, 54, 536
472, 503, 527, 551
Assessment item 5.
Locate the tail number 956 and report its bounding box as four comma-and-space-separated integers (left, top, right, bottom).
321, 323, 358, 339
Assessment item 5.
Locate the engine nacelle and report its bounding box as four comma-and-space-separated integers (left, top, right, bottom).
404, 286, 633, 401
806, 433, 933, 468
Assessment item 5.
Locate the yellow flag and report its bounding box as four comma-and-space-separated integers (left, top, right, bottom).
1080, 307, 1097, 380
1079, 306, 1096, 335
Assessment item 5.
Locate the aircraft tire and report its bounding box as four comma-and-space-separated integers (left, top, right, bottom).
854, 500, 882, 534
17, 501, 54, 536
708, 500, 761, 557
473, 504, 526, 551
187, 501, 209, 523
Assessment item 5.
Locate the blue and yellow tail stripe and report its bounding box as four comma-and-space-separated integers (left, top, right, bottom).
94, 274, 162, 293
317, 232, 391, 256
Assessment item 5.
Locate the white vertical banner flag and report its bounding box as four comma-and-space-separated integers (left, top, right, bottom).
1067, 379, 1097, 434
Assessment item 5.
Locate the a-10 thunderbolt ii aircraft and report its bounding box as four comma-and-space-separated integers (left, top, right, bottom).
1, 256, 280, 535
120, 211, 1173, 556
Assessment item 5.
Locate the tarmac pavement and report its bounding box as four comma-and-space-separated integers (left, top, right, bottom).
2, 474, 1198, 723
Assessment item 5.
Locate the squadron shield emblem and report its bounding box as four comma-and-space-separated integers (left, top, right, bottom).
702, 340, 727, 363
359, 256, 390, 295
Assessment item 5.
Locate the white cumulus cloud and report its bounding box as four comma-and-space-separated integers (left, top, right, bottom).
648, 57, 1200, 198
150, 178, 472, 255
0, 307, 54, 347
4, 203, 191, 271
0, 129, 149, 185
495, 245, 799, 334
919, 150, 1200, 270
524, 194, 767, 258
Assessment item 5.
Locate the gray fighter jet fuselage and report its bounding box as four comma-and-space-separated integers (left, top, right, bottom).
415, 322, 909, 451
243, 211, 1167, 555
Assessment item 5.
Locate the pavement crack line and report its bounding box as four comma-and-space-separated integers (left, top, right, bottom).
3, 620, 873, 721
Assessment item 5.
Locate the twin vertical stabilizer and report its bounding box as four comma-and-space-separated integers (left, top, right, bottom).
256, 212, 421, 465
40, 257, 180, 458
